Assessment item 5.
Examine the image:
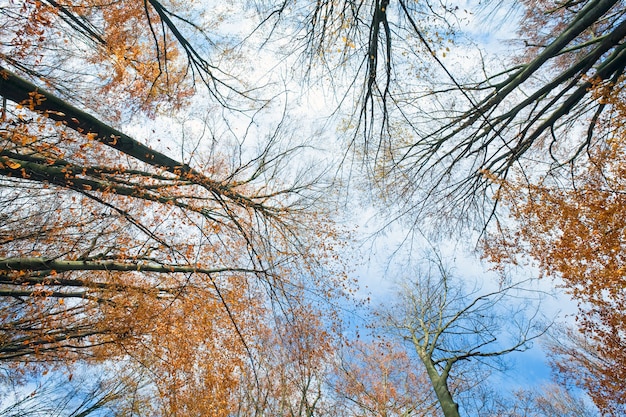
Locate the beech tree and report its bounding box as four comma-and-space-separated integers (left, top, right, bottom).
382, 0, 626, 224
249, 0, 626, 229
483, 169, 626, 414
376, 255, 546, 417
333, 338, 438, 416
0, 0, 349, 414
0, 69, 346, 413
482, 75, 626, 414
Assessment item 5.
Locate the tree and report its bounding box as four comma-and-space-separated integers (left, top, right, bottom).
376, 254, 546, 417
0, 68, 347, 413
482, 77, 626, 414
544, 325, 625, 417
253, 0, 459, 152
251, 0, 626, 230
386, 0, 626, 225
333, 338, 438, 416
0, 0, 350, 413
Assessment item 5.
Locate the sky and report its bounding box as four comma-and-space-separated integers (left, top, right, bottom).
187, 0, 586, 402
0, 0, 599, 414
140, 0, 585, 407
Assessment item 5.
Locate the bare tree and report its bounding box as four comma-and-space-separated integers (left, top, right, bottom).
0, 365, 154, 417
379, 0, 626, 228
251, 0, 626, 231
0, 44, 347, 415
465, 383, 600, 417
377, 253, 548, 417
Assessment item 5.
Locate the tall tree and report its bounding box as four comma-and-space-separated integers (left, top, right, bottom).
0, 0, 349, 413
390, 0, 626, 225
483, 75, 626, 415
0, 71, 345, 414
375, 254, 546, 417
252, 0, 626, 229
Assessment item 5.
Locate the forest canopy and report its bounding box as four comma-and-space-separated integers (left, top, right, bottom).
1, 0, 625, 416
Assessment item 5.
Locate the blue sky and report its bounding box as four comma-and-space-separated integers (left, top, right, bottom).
0, 0, 602, 414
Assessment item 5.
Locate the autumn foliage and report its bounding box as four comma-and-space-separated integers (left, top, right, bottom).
3, 0, 626, 415
0, 1, 350, 414
483, 77, 626, 415
334, 338, 437, 416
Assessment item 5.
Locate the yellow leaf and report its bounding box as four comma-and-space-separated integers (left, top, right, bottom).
5, 160, 20, 169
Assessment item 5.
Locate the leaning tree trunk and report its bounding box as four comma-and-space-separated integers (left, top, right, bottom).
421, 356, 461, 417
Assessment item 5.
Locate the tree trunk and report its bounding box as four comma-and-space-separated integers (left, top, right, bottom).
421, 357, 461, 417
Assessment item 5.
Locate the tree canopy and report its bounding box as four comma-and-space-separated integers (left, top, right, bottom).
1, 0, 625, 415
